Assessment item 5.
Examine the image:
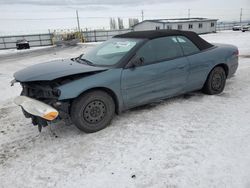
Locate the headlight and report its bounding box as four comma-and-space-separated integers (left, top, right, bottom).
14, 96, 59, 121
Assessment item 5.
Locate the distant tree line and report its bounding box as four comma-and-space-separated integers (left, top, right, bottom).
110, 17, 139, 30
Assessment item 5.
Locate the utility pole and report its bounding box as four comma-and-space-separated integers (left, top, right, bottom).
141, 10, 144, 21
240, 8, 243, 24
188, 9, 190, 19
76, 10, 81, 32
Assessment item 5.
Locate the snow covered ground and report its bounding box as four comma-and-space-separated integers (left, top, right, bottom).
0, 31, 250, 188
0, 46, 54, 56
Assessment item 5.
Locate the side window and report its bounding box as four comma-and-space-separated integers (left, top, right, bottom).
153, 37, 183, 61
136, 36, 183, 64
188, 24, 193, 29
135, 41, 156, 64
177, 36, 200, 55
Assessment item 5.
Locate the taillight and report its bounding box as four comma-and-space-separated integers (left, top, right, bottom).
233, 49, 239, 56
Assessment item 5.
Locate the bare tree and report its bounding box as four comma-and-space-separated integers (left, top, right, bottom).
118, 17, 124, 29
128, 18, 140, 28
110, 18, 117, 30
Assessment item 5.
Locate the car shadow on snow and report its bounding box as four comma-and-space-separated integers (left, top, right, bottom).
26, 91, 206, 139
34, 88, 232, 138
45, 90, 227, 137
239, 55, 250, 58
129, 91, 205, 113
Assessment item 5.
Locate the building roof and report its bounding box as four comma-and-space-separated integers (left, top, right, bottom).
114, 29, 213, 51
133, 18, 218, 27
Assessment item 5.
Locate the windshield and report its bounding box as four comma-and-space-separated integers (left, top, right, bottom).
80, 38, 143, 66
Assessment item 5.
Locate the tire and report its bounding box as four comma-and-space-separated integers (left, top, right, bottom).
70, 90, 115, 133
203, 66, 226, 95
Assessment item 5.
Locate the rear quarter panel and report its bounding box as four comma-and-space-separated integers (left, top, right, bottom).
213, 43, 238, 77
185, 44, 238, 92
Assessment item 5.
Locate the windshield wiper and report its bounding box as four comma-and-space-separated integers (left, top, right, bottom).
79, 58, 95, 66
72, 56, 94, 66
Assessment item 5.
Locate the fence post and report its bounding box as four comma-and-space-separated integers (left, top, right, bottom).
50, 33, 54, 45
94, 30, 97, 42
48, 29, 54, 45
2, 37, 6, 49
39, 34, 42, 46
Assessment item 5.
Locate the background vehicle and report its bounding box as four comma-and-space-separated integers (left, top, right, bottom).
16, 39, 30, 50
242, 24, 250, 32
13, 30, 239, 133
232, 25, 242, 31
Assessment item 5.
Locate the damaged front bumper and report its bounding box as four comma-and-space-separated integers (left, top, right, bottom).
12, 81, 71, 131
14, 96, 59, 121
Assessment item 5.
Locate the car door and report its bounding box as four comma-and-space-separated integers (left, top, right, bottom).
176, 36, 210, 91
121, 36, 190, 109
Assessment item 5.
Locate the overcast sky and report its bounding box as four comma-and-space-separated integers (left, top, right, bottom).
0, 0, 249, 35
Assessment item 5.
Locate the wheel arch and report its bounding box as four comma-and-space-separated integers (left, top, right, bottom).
202, 63, 229, 89
205, 63, 228, 81
76, 87, 120, 114
215, 63, 229, 78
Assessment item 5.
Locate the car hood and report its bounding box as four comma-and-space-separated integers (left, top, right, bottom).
14, 59, 109, 82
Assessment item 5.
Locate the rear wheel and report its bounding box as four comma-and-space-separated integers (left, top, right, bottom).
203, 66, 226, 95
71, 90, 115, 133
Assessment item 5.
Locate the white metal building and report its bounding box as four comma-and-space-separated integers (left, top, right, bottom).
133, 18, 218, 34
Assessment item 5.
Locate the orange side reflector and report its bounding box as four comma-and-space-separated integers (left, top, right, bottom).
43, 111, 59, 121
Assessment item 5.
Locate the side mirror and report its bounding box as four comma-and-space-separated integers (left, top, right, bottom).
127, 56, 144, 68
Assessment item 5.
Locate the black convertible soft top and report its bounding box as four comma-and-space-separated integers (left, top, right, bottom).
114, 30, 213, 51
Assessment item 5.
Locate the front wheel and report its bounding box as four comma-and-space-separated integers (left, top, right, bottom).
203, 66, 226, 95
71, 90, 115, 133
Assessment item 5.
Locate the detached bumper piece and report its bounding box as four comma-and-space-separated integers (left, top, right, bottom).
14, 96, 59, 132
